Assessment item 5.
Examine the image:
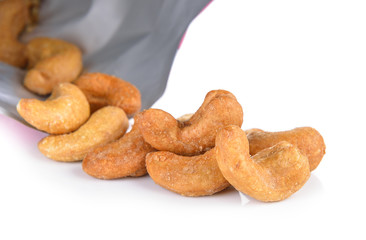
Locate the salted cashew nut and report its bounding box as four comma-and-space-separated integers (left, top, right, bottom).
0, 0, 29, 67
246, 127, 326, 171
17, 83, 90, 134
82, 113, 155, 179
82, 113, 193, 180
215, 125, 310, 202
24, 37, 83, 95
38, 106, 129, 162
0, 38, 27, 67
138, 90, 243, 156
146, 148, 230, 197
74, 73, 141, 117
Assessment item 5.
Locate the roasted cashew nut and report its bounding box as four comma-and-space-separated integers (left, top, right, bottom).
38, 106, 129, 162
146, 148, 230, 197
138, 90, 243, 156
0, 0, 29, 67
246, 127, 326, 171
215, 125, 310, 202
24, 37, 83, 95
74, 73, 141, 117
82, 113, 155, 179
17, 83, 90, 134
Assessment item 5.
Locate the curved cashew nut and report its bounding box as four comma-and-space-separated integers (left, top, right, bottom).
215, 125, 310, 202
0, 0, 29, 67
38, 106, 129, 162
24, 37, 83, 95
74, 73, 141, 117
146, 148, 230, 197
82, 113, 155, 179
17, 83, 90, 134
138, 90, 243, 155
246, 127, 326, 171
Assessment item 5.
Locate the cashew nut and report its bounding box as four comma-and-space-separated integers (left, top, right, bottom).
82, 113, 155, 179
24, 37, 83, 95
138, 90, 243, 155
215, 125, 310, 202
0, 0, 29, 67
17, 83, 90, 134
246, 127, 326, 171
38, 106, 129, 162
146, 148, 230, 197
74, 73, 141, 117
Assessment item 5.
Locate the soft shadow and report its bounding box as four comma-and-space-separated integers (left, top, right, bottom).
68, 161, 90, 179
0, 114, 47, 143
295, 174, 325, 198
72, 167, 153, 186
133, 177, 242, 206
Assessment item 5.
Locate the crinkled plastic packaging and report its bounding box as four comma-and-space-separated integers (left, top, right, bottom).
0, 0, 211, 122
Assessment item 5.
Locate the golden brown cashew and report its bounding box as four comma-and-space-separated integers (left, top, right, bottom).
38, 106, 129, 162
0, 0, 29, 67
146, 148, 230, 197
74, 73, 141, 117
82, 113, 155, 179
138, 90, 243, 156
17, 83, 90, 134
246, 127, 326, 171
24, 37, 83, 95
215, 125, 310, 202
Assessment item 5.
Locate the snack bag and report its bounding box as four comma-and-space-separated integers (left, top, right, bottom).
0, 0, 212, 121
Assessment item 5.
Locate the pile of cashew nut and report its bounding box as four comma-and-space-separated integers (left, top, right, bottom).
18, 83, 325, 202
7, 0, 326, 202
1, 0, 83, 94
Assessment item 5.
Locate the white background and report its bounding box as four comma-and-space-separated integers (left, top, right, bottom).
1, 0, 366, 239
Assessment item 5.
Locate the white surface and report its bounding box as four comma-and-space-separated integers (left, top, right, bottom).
1, 0, 366, 239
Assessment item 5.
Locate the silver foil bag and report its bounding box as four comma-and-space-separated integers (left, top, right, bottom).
0, 0, 211, 121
